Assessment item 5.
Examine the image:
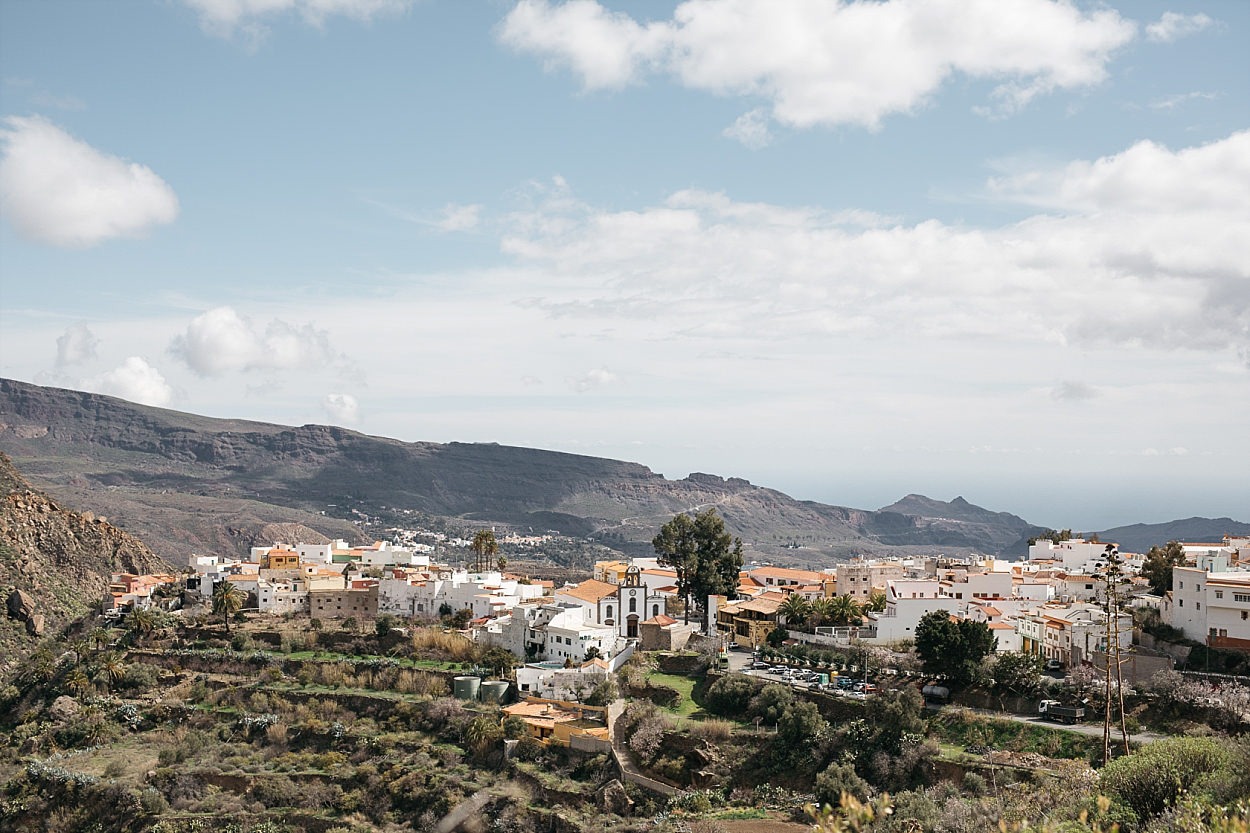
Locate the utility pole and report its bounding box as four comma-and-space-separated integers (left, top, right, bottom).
1099, 544, 1131, 762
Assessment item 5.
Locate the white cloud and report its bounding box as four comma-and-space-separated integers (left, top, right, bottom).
1146, 11, 1214, 43
87, 357, 174, 407
0, 116, 179, 248
55, 323, 99, 368
722, 108, 772, 149
436, 203, 482, 232
170, 306, 347, 377
568, 367, 617, 393
183, 0, 413, 39
498, 0, 671, 90
322, 393, 360, 425
501, 130, 1250, 362
1149, 90, 1218, 110
499, 0, 1136, 128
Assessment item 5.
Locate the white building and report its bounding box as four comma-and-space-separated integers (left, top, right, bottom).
378, 568, 546, 620
477, 601, 622, 664
555, 566, 667, 639
1164, 555, 1250, 649
1029, 538, 1118, 572
864, 579, 962, 643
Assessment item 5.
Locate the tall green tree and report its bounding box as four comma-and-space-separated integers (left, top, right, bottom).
212, 581, 245, 635
653, 512, 698, 623
653, 508, 744, 627
1141, 540, 1186, 596
914, 610, 995, 684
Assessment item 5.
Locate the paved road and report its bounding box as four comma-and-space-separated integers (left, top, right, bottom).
943, 705, 1162, 745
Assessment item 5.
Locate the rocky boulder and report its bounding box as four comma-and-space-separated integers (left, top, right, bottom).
596, 778, 633, 816
7, 588, 36, 621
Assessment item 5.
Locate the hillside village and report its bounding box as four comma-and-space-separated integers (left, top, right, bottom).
5, 472, 1250, 833
112, 532, 1250, 686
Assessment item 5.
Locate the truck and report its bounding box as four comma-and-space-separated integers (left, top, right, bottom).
1038, 699, 1085, 724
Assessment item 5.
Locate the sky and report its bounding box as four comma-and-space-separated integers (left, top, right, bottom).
0, 0, 1247, 531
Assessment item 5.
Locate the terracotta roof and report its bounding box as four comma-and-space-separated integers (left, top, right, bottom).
557, 579, 620, 604
641, 614, 677, 626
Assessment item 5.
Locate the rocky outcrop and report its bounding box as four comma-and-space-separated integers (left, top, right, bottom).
0, 451, 171, 675
7, 588, 35, 621
596, 779, 633, 816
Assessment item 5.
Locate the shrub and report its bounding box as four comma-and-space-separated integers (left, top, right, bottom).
689, 719, 734, 742
1100, 736, 1233, 822
814, 762, 871, 809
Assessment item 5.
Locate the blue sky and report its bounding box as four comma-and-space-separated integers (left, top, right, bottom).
1, 0, 1247, 530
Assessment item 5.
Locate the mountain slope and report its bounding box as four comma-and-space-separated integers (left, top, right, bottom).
2, 378, 1047, 564
1094, 517, 1250, 553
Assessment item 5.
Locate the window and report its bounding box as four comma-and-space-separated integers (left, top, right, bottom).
606, 605, 613, 619
1215, 591, 1224, 599
1196, 603, 1201, 610
629, 598, 636, 613
1179, 582, 1184, 589
1236, 594, 1250, 603
1179, 599, 1184, 607
1243, 611, 1247, 620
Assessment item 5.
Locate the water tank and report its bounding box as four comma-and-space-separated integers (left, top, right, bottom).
480, 680, 510, 704
453, 675, 480, 701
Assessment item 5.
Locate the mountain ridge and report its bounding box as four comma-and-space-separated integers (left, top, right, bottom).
0, 378, 1242, 565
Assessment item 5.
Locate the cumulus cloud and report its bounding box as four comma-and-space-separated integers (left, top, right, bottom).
722, 108, 773, 149
568, 367, 617, 393
500, 130, 1250, 364
499, 0, 1136, 128
0, 116, 179, 248
55, 323, 99, 368
183, 0, 413, 38
88, 357, 174, 407
1146, 12, 1214, 43
322, 393, 360, 425
170, 306, 347, 377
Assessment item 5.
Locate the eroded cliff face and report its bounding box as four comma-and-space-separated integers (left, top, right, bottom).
0, 452, 171, 676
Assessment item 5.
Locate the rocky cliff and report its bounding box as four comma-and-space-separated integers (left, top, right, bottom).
0, 451, 171, 676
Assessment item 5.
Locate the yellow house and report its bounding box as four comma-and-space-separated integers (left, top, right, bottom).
501, 697, 609, 746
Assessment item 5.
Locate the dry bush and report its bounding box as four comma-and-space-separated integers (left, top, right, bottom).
265, 723, 289, 748
689, 719, 735, 742
396, 670, 448, 696
410, 628, 476, 661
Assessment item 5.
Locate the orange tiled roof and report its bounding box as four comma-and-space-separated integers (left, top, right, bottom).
557, 579, 620, 604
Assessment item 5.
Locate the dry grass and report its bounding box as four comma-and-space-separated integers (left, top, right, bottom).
410, 628, 477, 662
690, 719, 736, 742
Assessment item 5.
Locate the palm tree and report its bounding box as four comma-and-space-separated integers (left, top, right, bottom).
98, 652, 126, 691
128, 607, 156, 642
212, 581, 245, 635
69, 637, 91, 666
809, 597, 836, 627
470, 530, 498, 573
865, 592, 888, 613
778, 593, 812, 627
827, 594, 862, 626
65, 666, 92, 698
90, 626, 111, 652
